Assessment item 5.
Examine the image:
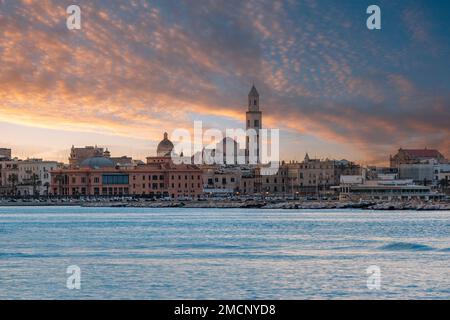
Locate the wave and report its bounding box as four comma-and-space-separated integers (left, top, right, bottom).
0, 252, 66, 258
380, 242, 434, 251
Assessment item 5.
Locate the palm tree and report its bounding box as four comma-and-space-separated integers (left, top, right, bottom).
30, 173, 42, 197
54, 174, 65, 196
439, 178, 449, 193
7, 173, 19, 196
44, 182, 50, 196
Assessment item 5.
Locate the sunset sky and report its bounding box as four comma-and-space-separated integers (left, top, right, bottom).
0, 0, 449, 165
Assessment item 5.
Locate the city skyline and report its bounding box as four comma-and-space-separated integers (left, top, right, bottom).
1, 0, 449, 165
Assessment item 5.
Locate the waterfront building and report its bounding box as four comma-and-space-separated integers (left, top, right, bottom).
258, 164, 289, 195
398, 162, 435, 185
437, 166, 450, 195
285, 154, 361, 196
202, 165, 241, 193
201, 164, 258, 196
335, 174, 440, 201
397, 160, 450, 187
366, 166, 399, 180
0, 158, 59, 196
390, 148, 447, 167
51, 135, 203, 199
240, 168, 257, 195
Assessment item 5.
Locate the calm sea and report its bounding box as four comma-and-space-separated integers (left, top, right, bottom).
0, 206, 449, 299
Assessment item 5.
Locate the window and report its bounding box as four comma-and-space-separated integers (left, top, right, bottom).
102, 174, 129, 185
152, 175, 158, 180
254, 120, 259, 127
94, 177, 99, 183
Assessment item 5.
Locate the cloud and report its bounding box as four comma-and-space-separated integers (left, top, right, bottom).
0, 0, 449, 164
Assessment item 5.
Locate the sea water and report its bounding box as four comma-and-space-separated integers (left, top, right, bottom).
0, 206, 449, 299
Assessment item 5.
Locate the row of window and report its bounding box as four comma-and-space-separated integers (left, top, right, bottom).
132, 183, 201, 189
207, 177, 237, 184
133, 175, 164, 181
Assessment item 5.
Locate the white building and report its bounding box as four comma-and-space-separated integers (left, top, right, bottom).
434, 164, 450, 183
399, 160, 450, 186
0, 159, 59, 196
334, 175, 440, 201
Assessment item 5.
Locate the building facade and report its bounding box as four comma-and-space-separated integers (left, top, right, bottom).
285, 154, 361, 196
0, 159, 59, 196
335, 175, 438, 201
51, 135, 203, 199
390, 148, 447, 167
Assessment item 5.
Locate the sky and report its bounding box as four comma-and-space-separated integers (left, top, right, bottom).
0, 0, 449, 165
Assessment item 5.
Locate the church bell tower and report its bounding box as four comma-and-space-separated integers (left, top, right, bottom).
246, 85, 262, 164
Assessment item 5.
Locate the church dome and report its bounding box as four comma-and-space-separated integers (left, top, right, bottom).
80, 156, 115, 169
157, 132, 174, 157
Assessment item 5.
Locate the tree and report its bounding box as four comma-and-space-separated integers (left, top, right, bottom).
7, 173, 19, 196
44, 182, 50, 196
439, 178, 449, 193
30, 173, 41, 197
54, 174, 65, 196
